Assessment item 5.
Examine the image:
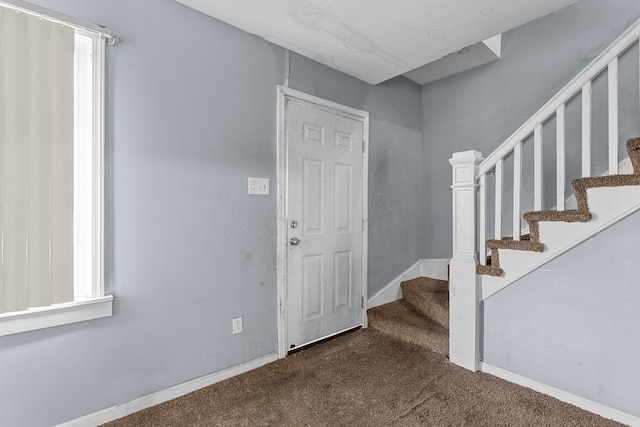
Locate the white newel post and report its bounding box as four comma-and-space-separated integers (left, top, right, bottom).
449, 150, 483, 371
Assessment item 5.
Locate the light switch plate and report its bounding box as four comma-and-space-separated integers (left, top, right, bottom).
232, 317, 243, 334
248, 177, 269, 195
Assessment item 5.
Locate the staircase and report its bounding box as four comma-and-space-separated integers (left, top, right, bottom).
367, 277, 449, 356
443, 16, 640, 424
446, 15, 640, 372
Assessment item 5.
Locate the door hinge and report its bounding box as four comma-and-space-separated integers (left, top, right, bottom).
362, 142, 366, 153
361, 296, 364, 308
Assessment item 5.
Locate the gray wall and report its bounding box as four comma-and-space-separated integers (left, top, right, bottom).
483, 210, 640, 417
421, 0, 640, 258
0, 1, 423, 425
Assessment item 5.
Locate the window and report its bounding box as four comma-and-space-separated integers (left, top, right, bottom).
0, 1, 113, 336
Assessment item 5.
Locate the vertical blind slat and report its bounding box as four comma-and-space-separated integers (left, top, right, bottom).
0, 9, 3, 313
2, 9, 29, 313
27, 14, 53, 308
49, 18, 75, 305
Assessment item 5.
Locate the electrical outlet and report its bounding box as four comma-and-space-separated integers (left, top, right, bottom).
232, 317, 243, 334
248, 177, 269, 195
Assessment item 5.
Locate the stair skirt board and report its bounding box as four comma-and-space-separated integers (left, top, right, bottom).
481, 362, 640, 427
368, 258, 449, 309
56, 352, 279, 427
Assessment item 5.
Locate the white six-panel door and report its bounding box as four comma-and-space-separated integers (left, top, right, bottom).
283, 95, 366, 351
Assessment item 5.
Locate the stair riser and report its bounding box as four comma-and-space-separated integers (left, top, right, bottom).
402, 288, 449, 330
368, 317, 448, 356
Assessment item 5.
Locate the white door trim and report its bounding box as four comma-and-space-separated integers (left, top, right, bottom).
276, 86, 369, 358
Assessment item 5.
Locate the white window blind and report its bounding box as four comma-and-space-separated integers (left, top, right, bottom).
0, 1, 112, 334
0, 7, 75, 314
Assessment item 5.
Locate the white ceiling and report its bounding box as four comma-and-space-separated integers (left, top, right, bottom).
176, 0, 578, 85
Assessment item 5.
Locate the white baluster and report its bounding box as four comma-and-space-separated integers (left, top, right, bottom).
534, 124, 543, 211
609, 57, 619, 175
494, 159, 503, 240
479, 173, 487, 265
556, 105, 566, 211
582, 81, 592, 177
513, 142, 522, 241
449, 150, 483, 372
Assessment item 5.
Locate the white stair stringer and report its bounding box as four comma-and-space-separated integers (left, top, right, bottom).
481, 185, 640, 300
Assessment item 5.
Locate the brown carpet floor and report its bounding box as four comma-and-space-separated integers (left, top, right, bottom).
103, 328, 623, 427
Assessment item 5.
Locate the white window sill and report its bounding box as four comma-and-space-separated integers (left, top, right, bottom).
0, 296, 113, 337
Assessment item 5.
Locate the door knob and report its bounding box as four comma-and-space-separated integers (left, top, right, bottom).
290, 237, 301, 246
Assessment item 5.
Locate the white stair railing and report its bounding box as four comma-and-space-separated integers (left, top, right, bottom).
450, 17, 640, 371
475, 17, 640, 265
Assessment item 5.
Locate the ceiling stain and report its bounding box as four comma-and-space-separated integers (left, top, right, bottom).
286, 0, 407, 69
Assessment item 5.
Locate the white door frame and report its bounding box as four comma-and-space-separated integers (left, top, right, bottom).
276, 86, 369, 358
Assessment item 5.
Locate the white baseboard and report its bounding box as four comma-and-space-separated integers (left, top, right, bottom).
419, 258, 449, 281
56, 352, 278, 427
367, 260, 421, 308
481, 362, 640, 427
368, 258, 449, 309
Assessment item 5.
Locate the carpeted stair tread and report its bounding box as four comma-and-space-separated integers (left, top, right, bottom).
485, 238, 544, 252
477, 136, 640, 276
573, 173, 640, 190
476, 264, 502, 277
367, 300, 449, 356
523, 210, 592, 223
400, 277, 449, 330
